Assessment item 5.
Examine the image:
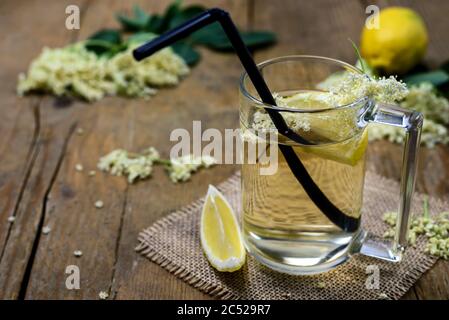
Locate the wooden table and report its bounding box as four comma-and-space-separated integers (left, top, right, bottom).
0, 0, 448, 300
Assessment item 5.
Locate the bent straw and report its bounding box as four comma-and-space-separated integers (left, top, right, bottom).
133, 8, 358, 232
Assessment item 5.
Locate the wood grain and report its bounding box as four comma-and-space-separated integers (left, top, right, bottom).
0, 0, 447, 300
111, 0, 245, 300
0, 0, 87, 299
19, 0, 243, 299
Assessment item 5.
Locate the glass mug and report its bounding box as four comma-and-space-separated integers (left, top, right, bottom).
239, 56, 422, 275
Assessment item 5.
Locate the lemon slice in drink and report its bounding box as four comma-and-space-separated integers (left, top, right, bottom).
278, 91, 368, 166
299, 129, 368, 166
200, 185, 245, 272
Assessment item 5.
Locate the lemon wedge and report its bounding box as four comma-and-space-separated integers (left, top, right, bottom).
200, 185, 245, 272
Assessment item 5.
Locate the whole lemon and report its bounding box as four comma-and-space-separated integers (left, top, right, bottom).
361, 7, 428, 75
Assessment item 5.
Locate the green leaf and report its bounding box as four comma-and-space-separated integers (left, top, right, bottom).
127, 32, 157, 45
441, 60, 449, 74
240, 31, 277, 49
189, 22, 225, 45
404, 70, 449, 87
168, 5, 206, 29
194, 27, 276, 51
116, 13, 145, 31
85, 39, 115, 56
171, 42, 201, 66
145, 15, 164, 33
157, 1, 182, 33
349, 39, 366, 74
84, 39, 127, 58
133, 5, 149, 23
105, 43, 128, 58
87, 29, 121, 44
85, 29, 123, 56
116, 5, 149, 31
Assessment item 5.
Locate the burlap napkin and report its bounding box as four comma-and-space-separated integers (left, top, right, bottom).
136, 171, 448, 300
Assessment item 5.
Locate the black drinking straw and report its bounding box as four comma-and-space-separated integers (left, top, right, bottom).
134, 8, 358, 232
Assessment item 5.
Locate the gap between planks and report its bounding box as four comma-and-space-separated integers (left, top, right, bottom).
12, 1, 92, 298
0, 100, 40, 264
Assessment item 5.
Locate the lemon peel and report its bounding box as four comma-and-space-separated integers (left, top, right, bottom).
360, 7, 428, 74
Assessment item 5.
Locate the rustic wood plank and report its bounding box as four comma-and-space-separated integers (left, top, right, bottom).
23, 97, 135, 299
111, 0, 246, 300
1, 0, 446, 300
0, 0, 88, 299
20, 0, 244, 299
21, 0, 145, 299
253, 0, 366, 62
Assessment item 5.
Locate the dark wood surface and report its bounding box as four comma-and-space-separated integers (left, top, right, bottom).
0, 0, 448, 299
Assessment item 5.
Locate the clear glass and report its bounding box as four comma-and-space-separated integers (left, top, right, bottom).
239, 56, 423, 274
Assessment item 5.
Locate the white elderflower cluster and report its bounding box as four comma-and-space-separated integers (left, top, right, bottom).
166, 155, 217, 183
17, 42, 189, 101
105, 43, 189, 98
369, 83, 449, 147
98, 147, 217, 184
327, 72, 409, 105
97, 147, 160, 183
249, 73, 407, 142
251, 70, 448, 148
383, 198, 449, 259
369, 118, 449, 147
401, 83, 449, 125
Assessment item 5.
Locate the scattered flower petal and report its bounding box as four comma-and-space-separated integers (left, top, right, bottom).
378, 293, 389, 300
74, 250, 83, 257
42, 226, 51, 234
316, 282, 326, 289
167, 155, 217, 183
95, 200, 104, 209
98, 291, 109, 300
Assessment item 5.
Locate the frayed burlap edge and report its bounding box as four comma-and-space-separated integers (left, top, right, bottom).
388, 255, 436, 299
136, 171, 445, 300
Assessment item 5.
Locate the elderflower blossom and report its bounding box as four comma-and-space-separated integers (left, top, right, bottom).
382, 199, 449, 259
250, 72, 408, 137
369, 118, 449, 147
98, 147, 217, 184
17, 42, 189, 101
327, 72, 408, 105
251, 70, 449, 148
401, 83, 449, 125
167, 155, 217, 183
369, 83, 449, 147
97, 147, 160, 183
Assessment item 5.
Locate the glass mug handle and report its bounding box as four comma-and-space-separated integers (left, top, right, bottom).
358, 101, 423, 262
